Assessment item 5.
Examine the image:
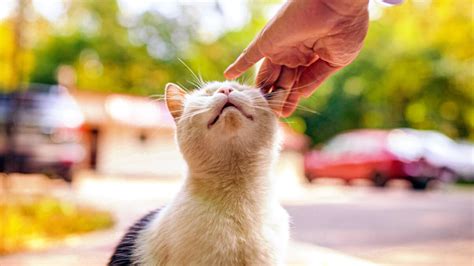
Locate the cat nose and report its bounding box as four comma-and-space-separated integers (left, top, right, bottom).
217, 87, 233, 96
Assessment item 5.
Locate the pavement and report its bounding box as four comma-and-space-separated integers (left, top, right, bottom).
0, 168, 379, 265
0, 230, 377, 266
285, 188, 474, 266
1, 152, 473, 265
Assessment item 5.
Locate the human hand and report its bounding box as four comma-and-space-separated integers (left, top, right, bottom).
224, 0, 369, 116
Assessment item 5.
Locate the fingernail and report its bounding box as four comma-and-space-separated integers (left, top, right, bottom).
223, 67, 232, 78
224, 70, 237, 80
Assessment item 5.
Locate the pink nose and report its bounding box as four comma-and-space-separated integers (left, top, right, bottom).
217, 87, 233, 95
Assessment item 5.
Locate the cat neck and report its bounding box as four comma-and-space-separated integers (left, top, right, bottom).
183, 149, 276, 213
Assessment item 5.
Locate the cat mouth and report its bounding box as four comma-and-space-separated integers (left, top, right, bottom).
208, 100, 253, 128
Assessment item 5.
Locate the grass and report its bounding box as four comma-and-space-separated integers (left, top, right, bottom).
0, 195, 114, 255
455, 179, 474, 186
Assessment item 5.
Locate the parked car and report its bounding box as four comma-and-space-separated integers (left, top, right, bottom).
394, 129, 474, 182
304, 129, 456, 189
0, 84, 85, 182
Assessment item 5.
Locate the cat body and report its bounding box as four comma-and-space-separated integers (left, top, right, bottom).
109, 81, 289, 266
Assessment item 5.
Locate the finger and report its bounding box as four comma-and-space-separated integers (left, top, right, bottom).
267, 88, 290, 116
281, 89, 301, 117
269, 46, 320, 68
274, 66, 299, 91
271, 66, 299, 116
295, 59, 341, 97
256, 58, 281, 93
224, 39, 264, 80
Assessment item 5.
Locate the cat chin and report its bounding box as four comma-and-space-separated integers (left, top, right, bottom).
207, 104, 253, 129
208, 108, 250, 132
216, 112, 246, 136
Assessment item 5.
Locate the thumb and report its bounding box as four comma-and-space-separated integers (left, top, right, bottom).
224, 39, 264, 80
281, 89, 301, 117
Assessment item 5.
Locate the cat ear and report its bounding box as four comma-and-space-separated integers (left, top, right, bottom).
265, 88, 289, 116
165, 83, 187, 120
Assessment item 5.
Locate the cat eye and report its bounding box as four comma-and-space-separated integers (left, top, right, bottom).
198, 90, 212, 96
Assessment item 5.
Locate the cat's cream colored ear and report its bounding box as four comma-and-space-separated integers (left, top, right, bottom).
265, 88, 289, 116
165, 83, 187, 120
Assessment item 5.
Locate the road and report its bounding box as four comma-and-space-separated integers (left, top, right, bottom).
285, 184, 474, 266
2, 172, 473, 266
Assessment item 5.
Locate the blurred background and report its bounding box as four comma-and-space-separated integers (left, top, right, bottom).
0, 0, 473, 265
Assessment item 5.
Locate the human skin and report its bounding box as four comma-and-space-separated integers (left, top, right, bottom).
224, 0, 370, 116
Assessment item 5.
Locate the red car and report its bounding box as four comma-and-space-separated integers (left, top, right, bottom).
304, 129, 442, 189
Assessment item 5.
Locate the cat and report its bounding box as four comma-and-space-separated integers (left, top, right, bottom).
109, 81, 289, 266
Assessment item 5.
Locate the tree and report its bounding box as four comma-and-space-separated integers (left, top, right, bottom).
295, 0, 473, 143
0, 0, 471, 142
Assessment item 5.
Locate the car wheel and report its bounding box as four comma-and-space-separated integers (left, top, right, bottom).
372, 173, 387, 187
55, 167, 73, 183
62, 169, 73, 183
0, 156, 5, 172
304, 172, 315, 183
411, 178, 429, 190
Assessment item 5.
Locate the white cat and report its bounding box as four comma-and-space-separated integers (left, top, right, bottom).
109, 81, 289, 266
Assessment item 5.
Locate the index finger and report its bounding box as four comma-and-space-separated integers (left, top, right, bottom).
224, 40, 264, 80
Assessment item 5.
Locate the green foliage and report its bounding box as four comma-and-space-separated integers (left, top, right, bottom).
0, 0, 471, 143
24, 0, 266, 95
0, 196, 114, 255
295, 0, 473, 143
30, 33, 90, 84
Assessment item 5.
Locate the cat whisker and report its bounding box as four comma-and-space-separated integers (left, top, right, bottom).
279, 118, 298, 124
245, 90, 320, 114
178, 108, 211, 121
149, 95, 166, 101
178, 58, 205, 89
268, 103, 320, 114
149, 93, 165, 98
237, 101, 273, 114
186, 81, 201, 90
197, 70, 205, 86
176, 81, 192, 93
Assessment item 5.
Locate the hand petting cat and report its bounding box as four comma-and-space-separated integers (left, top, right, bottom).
225, 0, 371, 117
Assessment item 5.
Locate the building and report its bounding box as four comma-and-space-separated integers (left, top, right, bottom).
73, 91, 185, 177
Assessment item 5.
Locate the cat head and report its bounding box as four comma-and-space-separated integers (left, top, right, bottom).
165, 81, 286, 173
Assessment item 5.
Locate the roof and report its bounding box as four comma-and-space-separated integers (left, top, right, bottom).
72, 91, 175, 129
